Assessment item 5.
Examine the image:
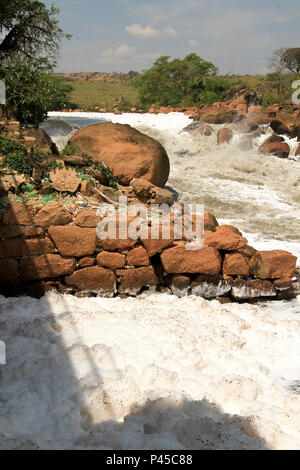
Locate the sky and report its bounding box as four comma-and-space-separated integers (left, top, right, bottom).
49, 0, 300, 75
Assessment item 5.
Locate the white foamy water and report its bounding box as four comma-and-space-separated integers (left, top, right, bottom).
50, 111, 300, 245
1, 292, 300, 450
0, 111, 298, 450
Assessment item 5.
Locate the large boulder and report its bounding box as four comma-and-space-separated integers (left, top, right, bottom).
70, 122, 170, 187
275, 111, 295, 132
199, 109, 238, 124
259, 134, 284, 151
270, 119, 292, 136
217, 128, 233, 144
260, 141, 290, 159
247, 107, 274, 126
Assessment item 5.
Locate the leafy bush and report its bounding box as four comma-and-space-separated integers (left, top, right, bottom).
133, 53, 222, 107
262, 71, 300, 104
187, 76, 233, 105
32, 148, 51, 165
0, 135, 32, 176
0, 62, 73, 127
0, 135, 26, 155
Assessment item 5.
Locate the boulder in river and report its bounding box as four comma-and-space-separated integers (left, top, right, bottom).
70, 122, 170, 187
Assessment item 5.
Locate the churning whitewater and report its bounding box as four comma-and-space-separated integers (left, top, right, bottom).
0, 112, 299, 450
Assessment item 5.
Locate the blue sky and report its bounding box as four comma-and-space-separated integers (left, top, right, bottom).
49, 0, 300, 75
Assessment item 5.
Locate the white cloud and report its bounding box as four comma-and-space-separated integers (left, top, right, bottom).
163, 26, 178, 38
114, 44, 136, 57
125, 24, 179, 38
100, 44, 136, 63
99, 44, 158, 66
125, 24, 159, 38
188, 39, 199, 47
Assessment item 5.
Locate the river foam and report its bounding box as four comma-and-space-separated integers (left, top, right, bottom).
1, 292, 300, 450
0, 111, 298, 450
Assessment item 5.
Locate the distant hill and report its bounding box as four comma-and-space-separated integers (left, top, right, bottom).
53, 72, 137, 83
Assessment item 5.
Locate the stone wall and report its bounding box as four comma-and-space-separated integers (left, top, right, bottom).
0, 201, 298, 301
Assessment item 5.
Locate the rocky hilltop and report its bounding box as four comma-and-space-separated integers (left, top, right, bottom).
53, 72, 135, 83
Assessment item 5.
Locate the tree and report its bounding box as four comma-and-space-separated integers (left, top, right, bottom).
133, 54, 221, 107
282, 48, 300, 73
0, 1, 71, 126
0, 61, 73, 125
267, 48, 300, 99
0, 0, 69, 68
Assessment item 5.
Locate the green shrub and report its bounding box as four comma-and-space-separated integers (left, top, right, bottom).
0, 135, 32, 176
0, 63, 73, 127
0, 135, 26, 155
84, 156, 118, 190
20, 184, 36, 193
62, 142, 82, 156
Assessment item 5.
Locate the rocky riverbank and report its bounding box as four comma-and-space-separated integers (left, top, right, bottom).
0, 109, 299, 302
59, 95, 300, 157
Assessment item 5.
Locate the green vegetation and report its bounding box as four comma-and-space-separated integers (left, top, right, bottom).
58, 69, 300, 111
0, 135, 31, 176
221, 71, 300, 106
0, 65, 74, 126
90, 160, 118, 190
20, 184, 36, 193
0, 1, 72, 126
32, 148, 51, 165
41, 194, 58, 205
59, 49, 300, 111
281, 48, 300, 73
0, 134, 118, 192
61, 143, 118, 190
0, 136, 59, 178
67, 80, 138, 111
62, 142, 81, 156
0, 135, 26, 155
66, 155, 119, 190
132, 54, 231, 107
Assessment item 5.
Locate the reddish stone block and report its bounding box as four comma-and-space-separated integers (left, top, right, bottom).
127, 246, 150, 266
35, 204, 72, 227
250, 250, 297, 280
119, 265, 157, 295
223, 253, 250, 277
161, 246, 221, 275
48, 226, 97, 257
97, 251, 126, 269
20, 254, 75, 281
66, 266, 115, 293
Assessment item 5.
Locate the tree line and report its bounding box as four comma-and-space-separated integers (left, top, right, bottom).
0, 1, 299, 125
